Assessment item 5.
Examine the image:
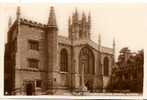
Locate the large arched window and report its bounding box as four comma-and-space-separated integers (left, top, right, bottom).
104, 57, 109, 76
60, 49, 68, 72
79, 47, 94, 74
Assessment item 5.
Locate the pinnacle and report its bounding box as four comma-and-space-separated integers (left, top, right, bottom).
48, 6, 57, 27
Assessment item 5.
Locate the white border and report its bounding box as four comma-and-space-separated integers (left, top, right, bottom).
0, 0, 146, 99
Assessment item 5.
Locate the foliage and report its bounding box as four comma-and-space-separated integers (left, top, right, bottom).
111, 47, 144, 93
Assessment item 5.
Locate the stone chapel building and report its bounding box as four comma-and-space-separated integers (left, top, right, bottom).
4, 6, 115, 95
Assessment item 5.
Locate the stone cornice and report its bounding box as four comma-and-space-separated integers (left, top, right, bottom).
16, 68, 47, 73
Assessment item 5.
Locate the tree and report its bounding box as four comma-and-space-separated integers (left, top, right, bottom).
118, 47, 131, 67
112, 47, 143, 93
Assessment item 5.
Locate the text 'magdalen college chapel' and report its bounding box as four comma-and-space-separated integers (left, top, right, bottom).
4, 6, 115, 95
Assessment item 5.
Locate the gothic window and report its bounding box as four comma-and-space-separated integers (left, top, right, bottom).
60, 49, 68, 72
28, 58, 39, 68
28, 40, 39, 51
79, 47, 94, 75
104, 57, 109, 76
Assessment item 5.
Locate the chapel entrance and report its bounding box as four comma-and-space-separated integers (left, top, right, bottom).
85, 80, 93, 91
79, 47, 94, 92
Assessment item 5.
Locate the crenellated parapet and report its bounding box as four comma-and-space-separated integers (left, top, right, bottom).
20, 18, 47, 29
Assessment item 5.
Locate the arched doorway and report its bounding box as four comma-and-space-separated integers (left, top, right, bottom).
85, 80, 93, 91
79, 47, 94, 91
104, 57, 109, 76
26, 82, 35, 95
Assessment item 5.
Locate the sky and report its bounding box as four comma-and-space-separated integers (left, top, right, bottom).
0, 3, 147, 60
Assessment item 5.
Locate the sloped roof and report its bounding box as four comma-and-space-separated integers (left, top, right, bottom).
58, 36, 113, 54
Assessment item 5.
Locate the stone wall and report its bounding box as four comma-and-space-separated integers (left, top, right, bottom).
15, 24, 48, 94
8, 22, 114, 95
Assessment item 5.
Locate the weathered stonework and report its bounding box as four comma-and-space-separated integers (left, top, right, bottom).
4, 6, 114, 95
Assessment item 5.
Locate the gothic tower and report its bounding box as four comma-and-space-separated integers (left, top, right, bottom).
68, 9, 91, 41
46, 6, 59, 93
72, 9, 79, 40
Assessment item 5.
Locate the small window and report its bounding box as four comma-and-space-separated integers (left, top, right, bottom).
104, 57, 109, 76
60, 49, 68, 72
36, 80, 41, 88
28, 58, 39, 68
29, 40, 39, 51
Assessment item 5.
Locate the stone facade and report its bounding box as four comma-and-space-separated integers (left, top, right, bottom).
4, 6, 114, 95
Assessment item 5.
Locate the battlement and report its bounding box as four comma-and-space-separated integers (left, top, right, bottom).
20, 18, 47, 29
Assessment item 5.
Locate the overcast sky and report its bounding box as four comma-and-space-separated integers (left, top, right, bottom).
0, 3, 146, 60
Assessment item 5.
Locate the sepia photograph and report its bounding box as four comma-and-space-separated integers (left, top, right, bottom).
1, 2, 145, 97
